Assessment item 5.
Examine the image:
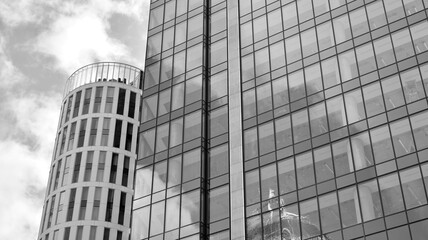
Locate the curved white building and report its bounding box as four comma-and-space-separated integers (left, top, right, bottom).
38, 62, 142, 240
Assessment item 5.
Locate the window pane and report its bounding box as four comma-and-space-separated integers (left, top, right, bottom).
210, 106, 228, 138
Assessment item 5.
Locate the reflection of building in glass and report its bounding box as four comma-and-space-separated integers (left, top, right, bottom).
135, 0, 428, 239
38, 62, 142, 240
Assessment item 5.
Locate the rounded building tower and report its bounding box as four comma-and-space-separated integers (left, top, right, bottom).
38, 62, 142, 240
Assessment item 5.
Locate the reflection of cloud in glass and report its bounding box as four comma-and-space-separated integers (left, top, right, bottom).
132, 165, 199, 239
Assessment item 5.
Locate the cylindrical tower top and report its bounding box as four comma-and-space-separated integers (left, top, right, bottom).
63, 62, 142, 96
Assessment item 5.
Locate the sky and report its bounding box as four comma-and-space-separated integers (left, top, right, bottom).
0, 0, 150, 239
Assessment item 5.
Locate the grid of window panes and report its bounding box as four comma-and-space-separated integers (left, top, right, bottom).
239, 0, 428, 239
133, 0, 209, 239
39, 83, 139, 240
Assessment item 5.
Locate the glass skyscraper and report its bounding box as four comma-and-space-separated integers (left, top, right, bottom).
39, 0, 428, 240
134, 0, 428, 239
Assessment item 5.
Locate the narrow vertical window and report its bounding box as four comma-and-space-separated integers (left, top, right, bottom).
78, 187, 89, 220
92, 187, 102, 220
63, 227, 70, 240
103, 228, 110, 240
53, 160, 62, 190
118, 192, 126, 225
105, 87, 114, 113
55, 191, 65, 224
65, 95, 73, 122
89, 226, 97, 239
59, 127, 67, 155
117, 88, 126, 115
72, 153, 82, 183
47, 195, 56, 228
105, 189, 114, 222
67, 122, 76, 151
113, 120, 122, 148
76, 226, 83, 240
93, 87, 103, 113
109, 153, 118, 184
84, 151, 94, 181
97, 151, 106, 181
125, 123, 133, 151
72, 91, 81, 118
47, 165, 55, 194
82, 88, 92, 114
122, 156, 129, 187
101, 118, 110, 146
62, 156, 71, 186
128, 92, 136, 118
66, 188, 76, 221
77, 119, 87, 147
88, 118, 98, 146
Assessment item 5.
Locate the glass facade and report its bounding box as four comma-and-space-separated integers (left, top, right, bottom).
134, 0, 428, 240
239, 0, 428, 239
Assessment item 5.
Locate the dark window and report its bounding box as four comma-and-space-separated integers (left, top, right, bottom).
122, 157, 129, 187
103, 228, 110, 240
67, 122, 76, 151
116, 231, 122, 240
72, 91, 81, 118
109, 153, 118, 184
77, 119, 87, 147
125, 123, 133, 151
66, 188, 76, 221
82, 88, 92, 114
128, 92, 136, 118
117, 88, 126, 115
59, 127, 67, 155
88, 118, 98, 146
105, 189, 114, 222
65, 95, 73, 122
105, 87, 114, 113
53, 160, 62, 190
113, 120, 122, 148
78, 187, 88, 220
63, 227, 70, 240
118, 192, 126, 225
83, 151, 93, 181
72, 153, 82, 183
47, 195, 55, 228
93, 87, 103, 113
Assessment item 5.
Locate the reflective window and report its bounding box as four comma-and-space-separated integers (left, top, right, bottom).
390, 118, 415, 157
210, 185, 229, 222
411, 21, 428, 54
210, 144, 228, 178
374, 36, 396, 67
282, 2, 297, 29
184, 111, 201, 141
384, 0, 405, 23
210, 106, 228, 138
367, 1, 387, 30
392, 28, 415, 61
183, 148, 201, 182
370, 125, 395, 163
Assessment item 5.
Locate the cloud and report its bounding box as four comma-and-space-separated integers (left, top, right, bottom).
0, 91, 61, 240
32, 0, 148, 73
34, 11, 131, 73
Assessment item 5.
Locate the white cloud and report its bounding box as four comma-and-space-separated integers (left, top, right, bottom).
0, 92, 61, 240
32, 0, 148, 74
35, 11, 130, 73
